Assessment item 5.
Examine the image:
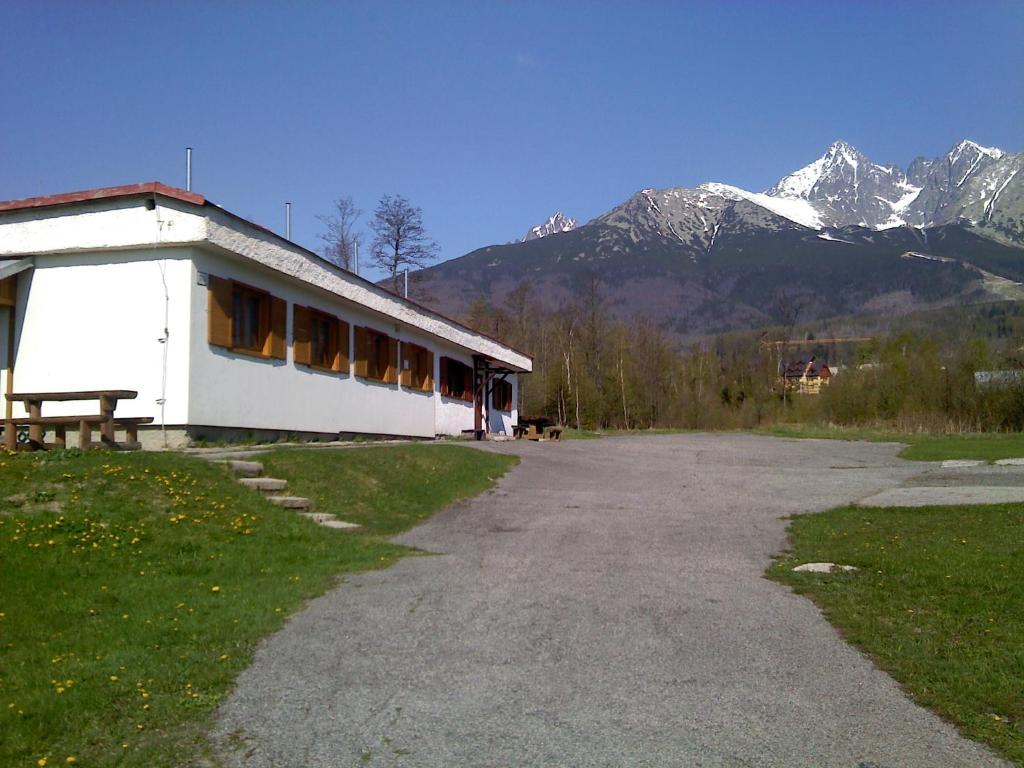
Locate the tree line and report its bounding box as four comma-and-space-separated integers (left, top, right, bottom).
465, 278, 1024, 434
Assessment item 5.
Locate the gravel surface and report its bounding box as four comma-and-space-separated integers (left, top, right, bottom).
212, 433, 1010, 767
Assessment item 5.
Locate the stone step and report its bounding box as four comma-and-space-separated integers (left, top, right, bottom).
266, 495, 312, 511
238, 477, 288, 492
300, 512, 361, 530
214, 460, 264, 478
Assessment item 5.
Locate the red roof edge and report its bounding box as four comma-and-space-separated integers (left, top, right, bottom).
0, 182, 205, 213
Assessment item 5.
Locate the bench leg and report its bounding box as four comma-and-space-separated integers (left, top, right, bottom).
3, 421, 14, 451
99, 396, 116, 444
126, 423, 139, 446
79, 420, 92, 450
28, 402, 43, 449
54, 425, 66, 450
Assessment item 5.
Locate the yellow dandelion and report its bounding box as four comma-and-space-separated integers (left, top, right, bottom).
110, 675, 119, 682
211, 585, 221, 593
66, 758, 77, 765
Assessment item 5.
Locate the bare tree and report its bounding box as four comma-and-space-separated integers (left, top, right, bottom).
317, 196, 363, 271
369, 194, 439, 292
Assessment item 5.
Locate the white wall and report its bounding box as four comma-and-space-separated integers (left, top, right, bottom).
188, 250, 483, 438
0, 197, 206, 257
4, 250, 193, 424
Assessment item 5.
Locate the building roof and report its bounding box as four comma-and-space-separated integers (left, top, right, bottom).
0, 182, 205, 212
0, 182, 532, 371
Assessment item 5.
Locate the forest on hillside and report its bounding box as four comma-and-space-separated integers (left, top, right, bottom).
467, 280, 1024, 433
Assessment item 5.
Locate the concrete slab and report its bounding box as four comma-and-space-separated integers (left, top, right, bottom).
213, 459, 263, 477
318, 519, 362, 530
238, 477, 288, 492
941, 459, 984, 468
859, 485, 1024, 507
793, 562, 858, 573
266, 495, 311, 510
995, 458, 1024, 466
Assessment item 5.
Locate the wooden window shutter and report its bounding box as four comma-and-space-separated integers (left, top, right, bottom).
463, 365, 475, 403
421, 349, 434, 392
265, 296, 287, 359
384, 337, 399, 384
293, 305, 311, 365
400, 343, 413, 387
337, 320, 350, 373
208, 275, 233, 348
439, 356, 450, 396
353, 326, 369, 378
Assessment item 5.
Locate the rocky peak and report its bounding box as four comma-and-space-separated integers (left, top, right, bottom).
523, 212, 577, 241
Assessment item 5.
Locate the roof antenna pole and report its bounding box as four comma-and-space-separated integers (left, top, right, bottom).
185, 147, 193, 192
353, 241, 359, 275
285, 202, 292, 240
404, 268, 409, 298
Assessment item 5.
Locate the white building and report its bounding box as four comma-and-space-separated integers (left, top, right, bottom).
0, 182, 530, 448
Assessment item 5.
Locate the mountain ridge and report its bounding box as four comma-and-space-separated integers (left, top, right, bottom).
409, 139, 1024, 341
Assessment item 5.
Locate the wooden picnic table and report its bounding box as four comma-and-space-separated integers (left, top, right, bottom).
3, 390, 152, 451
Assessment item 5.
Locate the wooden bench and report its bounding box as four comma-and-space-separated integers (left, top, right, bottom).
3, 390, 153, 451
514, 422, 564, 442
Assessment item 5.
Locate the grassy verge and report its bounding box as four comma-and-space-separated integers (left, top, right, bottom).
770, 503, 1024, 764
755, 424, 1024, 462
561, 427, 696, 440
0, 445, 516, 768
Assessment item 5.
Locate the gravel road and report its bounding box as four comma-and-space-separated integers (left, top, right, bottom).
212, 433, 1010, 767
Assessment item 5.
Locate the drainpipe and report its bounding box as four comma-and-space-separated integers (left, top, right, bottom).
5, 296, 14, 424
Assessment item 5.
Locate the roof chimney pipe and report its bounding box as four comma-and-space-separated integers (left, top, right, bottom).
185, 147, 193, 192
285, 202, 292, 240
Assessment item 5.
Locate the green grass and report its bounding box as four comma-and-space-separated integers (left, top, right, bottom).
559, 428, 603, 440
0, 445, 516, 768
560, 427, 696, 440
755, 424, 1024, 462
897, 434, 1024, 462
770, 503, 1024, 764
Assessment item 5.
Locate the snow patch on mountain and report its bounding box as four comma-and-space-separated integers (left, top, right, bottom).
699, 182, 824, 228
523, 212, 577, 241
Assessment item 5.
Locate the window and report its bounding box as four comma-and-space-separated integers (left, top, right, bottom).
439, 356, 474, 402
208, 275, 286, 359
294, 305, 350, 372
354, 326, 398, 383
492, 379, 513, 412
401, 342, 434, 392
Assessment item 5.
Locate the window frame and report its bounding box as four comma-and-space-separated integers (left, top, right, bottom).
491, 378, 513, 412
208, 275, 286, 360
294, 304, 350, 374
400, 341, 434, 393
439, 356, 475, 403
355, 326, 398, 384
231, 283, 270, 354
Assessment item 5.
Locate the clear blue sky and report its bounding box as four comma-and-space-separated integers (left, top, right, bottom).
3, 1, 1022, 278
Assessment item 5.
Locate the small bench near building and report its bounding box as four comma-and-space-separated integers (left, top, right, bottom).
3, 390, 152, 451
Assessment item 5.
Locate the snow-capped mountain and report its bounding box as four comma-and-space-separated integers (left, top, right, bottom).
409, 138, 1023, 340
761, 139, 1020, 235
591, 139, 1022, 244
523, 212, 577, 241
765, 140, 919, 229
